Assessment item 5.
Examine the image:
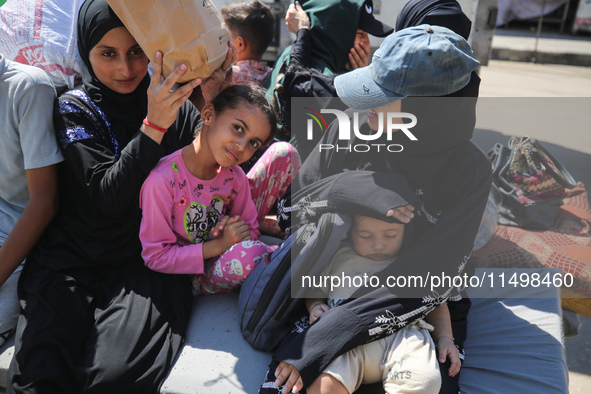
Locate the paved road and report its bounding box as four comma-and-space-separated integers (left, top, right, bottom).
478, 60, 591, 393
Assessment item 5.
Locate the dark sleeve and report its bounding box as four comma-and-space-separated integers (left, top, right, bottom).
275, 143, 493, 387
53, 98, 199, 219
290, 29, 312, 68
54, 97, 164, 218
293, 119, 342, 187
381, 143, 492, 286
283, 68, 337, 99
283, 29, 337, 99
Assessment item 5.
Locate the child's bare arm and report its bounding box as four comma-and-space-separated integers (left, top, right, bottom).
425, 303, 453, 341
305, 298, 330, 324
424, 303, 461, 377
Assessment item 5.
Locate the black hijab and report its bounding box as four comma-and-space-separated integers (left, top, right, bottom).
77, 0, 150, 141
395, 0, 472, 40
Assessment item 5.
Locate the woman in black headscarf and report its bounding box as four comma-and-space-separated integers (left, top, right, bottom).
266, 17, 490, 394
7, 0, 232, 392
396, 0, 472, 40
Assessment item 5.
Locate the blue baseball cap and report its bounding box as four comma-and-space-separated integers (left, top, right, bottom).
334, 24, 480, 110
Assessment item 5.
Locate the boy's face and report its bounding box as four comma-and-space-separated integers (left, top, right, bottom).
351, 216, 404, 261
354, 29, 370, 54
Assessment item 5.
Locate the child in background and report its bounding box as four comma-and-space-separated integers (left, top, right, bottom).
221, 2, 302, 241
305, 215, 460, 394
221, 0, 274, 87
140, 85, 277, 294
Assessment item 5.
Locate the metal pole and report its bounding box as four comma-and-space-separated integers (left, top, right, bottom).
534, 0, 548, 60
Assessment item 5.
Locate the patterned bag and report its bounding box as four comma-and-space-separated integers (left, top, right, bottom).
489, 137, 577, 229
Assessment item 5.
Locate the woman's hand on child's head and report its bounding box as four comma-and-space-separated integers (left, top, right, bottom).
285, 1, 310, 34
201, 41, 237, 104
309, 302, 330, 324
145, 51, 201, 134
437, 336, 461, 377
386, 204, 415, 224
275, 361, 304, 393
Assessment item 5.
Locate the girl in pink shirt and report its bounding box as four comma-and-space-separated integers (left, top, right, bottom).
140, 85, 292, 294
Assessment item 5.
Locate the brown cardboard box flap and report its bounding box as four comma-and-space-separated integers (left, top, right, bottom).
106, 0, 229, 82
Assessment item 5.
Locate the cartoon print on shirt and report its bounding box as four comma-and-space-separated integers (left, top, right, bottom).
206, 197, 224, 230
184, 197, 225, 243
184, 202, 207, 243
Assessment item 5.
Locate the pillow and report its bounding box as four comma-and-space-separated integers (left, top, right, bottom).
473, 183, 591, 311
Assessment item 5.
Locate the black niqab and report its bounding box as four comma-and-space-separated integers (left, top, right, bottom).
77, 0, 150, 143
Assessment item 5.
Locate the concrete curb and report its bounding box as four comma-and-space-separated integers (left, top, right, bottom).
492, 47, 591, 67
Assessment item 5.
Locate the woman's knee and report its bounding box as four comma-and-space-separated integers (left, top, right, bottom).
195, 240, 273, 294
85, 347, 167, 394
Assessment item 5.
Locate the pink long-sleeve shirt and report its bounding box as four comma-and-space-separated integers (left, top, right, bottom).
139, 149, 260, 274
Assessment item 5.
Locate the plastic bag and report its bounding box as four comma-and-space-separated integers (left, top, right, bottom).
0, 0, 84, 91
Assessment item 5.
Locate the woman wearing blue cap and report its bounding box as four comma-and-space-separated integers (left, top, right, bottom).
265, 25, 491, 394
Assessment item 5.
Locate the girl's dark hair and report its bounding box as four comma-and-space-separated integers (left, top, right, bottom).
206, 84, 278, 147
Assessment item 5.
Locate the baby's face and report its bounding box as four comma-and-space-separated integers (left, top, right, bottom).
350, 216, 404, 261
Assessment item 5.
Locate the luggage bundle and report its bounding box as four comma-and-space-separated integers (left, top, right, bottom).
489, 137, 577, 229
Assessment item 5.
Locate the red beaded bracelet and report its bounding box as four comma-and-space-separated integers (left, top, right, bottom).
142, 118, 168, 133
